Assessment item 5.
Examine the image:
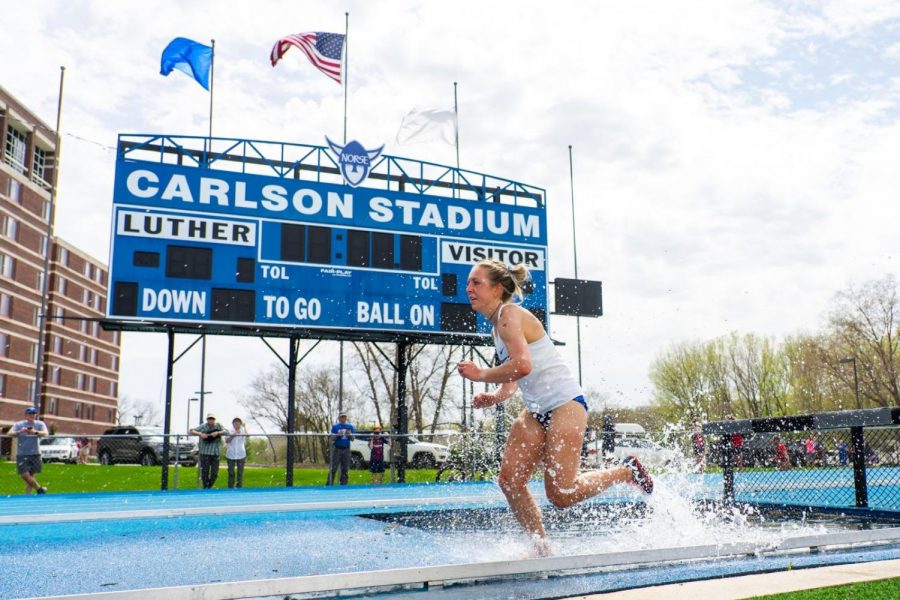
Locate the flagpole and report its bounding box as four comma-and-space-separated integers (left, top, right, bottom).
208, 39, 215, 143
339, 11, 349, 422
343, 12, 349, 143
453, 81, 460, 170
33, 65, 65, 412
568, 144, 583, 386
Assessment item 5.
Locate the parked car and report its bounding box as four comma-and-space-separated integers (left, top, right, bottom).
96, 426, 198, 466
39, 437, 79, 464
350, 431, 449, 469
586, 436, 678, 469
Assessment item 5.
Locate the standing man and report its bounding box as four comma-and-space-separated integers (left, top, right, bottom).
327, 412, 355, 485
191, 413, 225, 489
11, 407, 48, 494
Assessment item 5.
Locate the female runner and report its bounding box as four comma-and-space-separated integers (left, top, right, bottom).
457, 260, 653, 554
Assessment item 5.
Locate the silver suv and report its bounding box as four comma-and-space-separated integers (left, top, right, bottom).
96, 426, 198, 466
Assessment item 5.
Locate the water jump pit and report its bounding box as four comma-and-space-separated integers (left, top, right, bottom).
2, 475, 900, 600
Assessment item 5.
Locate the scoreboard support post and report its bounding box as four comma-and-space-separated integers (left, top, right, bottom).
396, 342, 409, 484
161, 327, 175, 491
287, 335, 299, 487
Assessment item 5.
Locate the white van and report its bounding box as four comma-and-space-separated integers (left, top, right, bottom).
614, 423, 646, 438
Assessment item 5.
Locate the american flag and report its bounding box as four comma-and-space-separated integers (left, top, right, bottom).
270, 32, 345, 84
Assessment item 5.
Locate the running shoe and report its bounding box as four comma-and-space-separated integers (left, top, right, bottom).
622, 455, 653, 494
36, 486, 47, 494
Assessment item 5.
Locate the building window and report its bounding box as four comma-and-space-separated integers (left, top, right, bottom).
26, 380, 35, 402
84, 262, 93, 279
0, 293, 10, 317
90, 348, 97, 365
0, 332, 8, 357
32, 146, 48, 187
4, 126, 27, 173
83, 288, 90, 305
92, 321, 99, 336
41, 200, 50, 220
74, 402, 82, 418
110, 381, 117, 398
51, 366, 60, 384
112, 331, 119, 345
57, 276, 67, 295
33, 306, 40, 326
0, 374, 5, 396
75, 373, 84, 390
4, 216, 17, 241
29, 342, 39, 364
53, 335, 62, 353
111, 355, 118, 370
8, 178, 22, 202
55, 306, 64, 322
1, 254, 14, 278
88, 376, 96, 393
78, 344, 86, 361
58, 246, 68, 266
36, 270, 44, 291
48, 397, 58, 416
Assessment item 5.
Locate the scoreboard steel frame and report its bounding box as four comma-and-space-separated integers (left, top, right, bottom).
106, 134, 549, 344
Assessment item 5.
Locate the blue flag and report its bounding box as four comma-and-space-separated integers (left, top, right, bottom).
160, 37, 212, 90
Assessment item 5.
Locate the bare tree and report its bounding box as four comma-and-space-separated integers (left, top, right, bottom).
239, 363, 363, 463
349, 342, 463, 435
828, 275, 900, 407
116, 396, 161, 426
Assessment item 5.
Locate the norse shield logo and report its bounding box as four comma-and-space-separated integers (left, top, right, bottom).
326, 137, 384, 188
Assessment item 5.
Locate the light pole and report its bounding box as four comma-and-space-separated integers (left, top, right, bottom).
839, 357, 861, 409
186, 397, 199, 431
194, 390, 212, 422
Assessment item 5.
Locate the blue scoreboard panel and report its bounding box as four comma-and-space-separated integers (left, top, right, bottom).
106, 138, 548, 340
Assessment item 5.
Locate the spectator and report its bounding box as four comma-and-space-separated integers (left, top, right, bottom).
774, 435, 791, 470
327, 412, 355, 485
864, 441, 878, 466
601, 414, 616, 465
691, 420, 705, 473
726, 415, 744, 471
77, 437, 91, 464
804, 434, 818, 467
368, 425, 390, 484
225, 417, 247, 489
11, 407, 49, 494
837, 442, 849, 466
191, 414, 225, 489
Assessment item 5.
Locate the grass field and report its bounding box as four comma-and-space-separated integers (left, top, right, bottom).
0, 461, 439, 495
750, 576, 900, 599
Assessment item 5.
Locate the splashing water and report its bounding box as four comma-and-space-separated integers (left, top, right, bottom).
423, 469, 836, 562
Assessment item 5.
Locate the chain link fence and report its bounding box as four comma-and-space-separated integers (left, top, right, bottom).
701, 410, 900, 513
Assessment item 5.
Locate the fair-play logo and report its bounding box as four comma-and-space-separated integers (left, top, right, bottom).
326, 137, 384, 188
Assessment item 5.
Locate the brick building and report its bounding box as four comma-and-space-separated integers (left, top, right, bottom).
1, 84, 120, 438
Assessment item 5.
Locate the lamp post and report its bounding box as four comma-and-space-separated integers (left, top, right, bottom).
839, 357, 861, 409
186, 397, 199, 431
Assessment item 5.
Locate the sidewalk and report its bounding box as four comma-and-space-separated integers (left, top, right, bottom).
574, 558, 900, 599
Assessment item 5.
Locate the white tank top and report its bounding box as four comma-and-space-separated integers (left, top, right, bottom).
491, 305, 584, 414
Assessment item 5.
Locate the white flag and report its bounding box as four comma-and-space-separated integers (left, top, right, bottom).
395, 107, 457, 145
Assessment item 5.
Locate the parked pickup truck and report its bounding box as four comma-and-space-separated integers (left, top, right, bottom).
350, 431, 449, 469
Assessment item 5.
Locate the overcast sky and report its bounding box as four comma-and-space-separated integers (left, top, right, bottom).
3, 1, 900, 429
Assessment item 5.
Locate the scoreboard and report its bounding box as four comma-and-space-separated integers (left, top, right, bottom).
106, 135, 549, 340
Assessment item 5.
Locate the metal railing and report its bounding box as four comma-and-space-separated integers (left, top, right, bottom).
0, 430, 506, 493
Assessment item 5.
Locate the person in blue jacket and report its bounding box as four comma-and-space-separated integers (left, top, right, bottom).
327, 412, 355, 485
